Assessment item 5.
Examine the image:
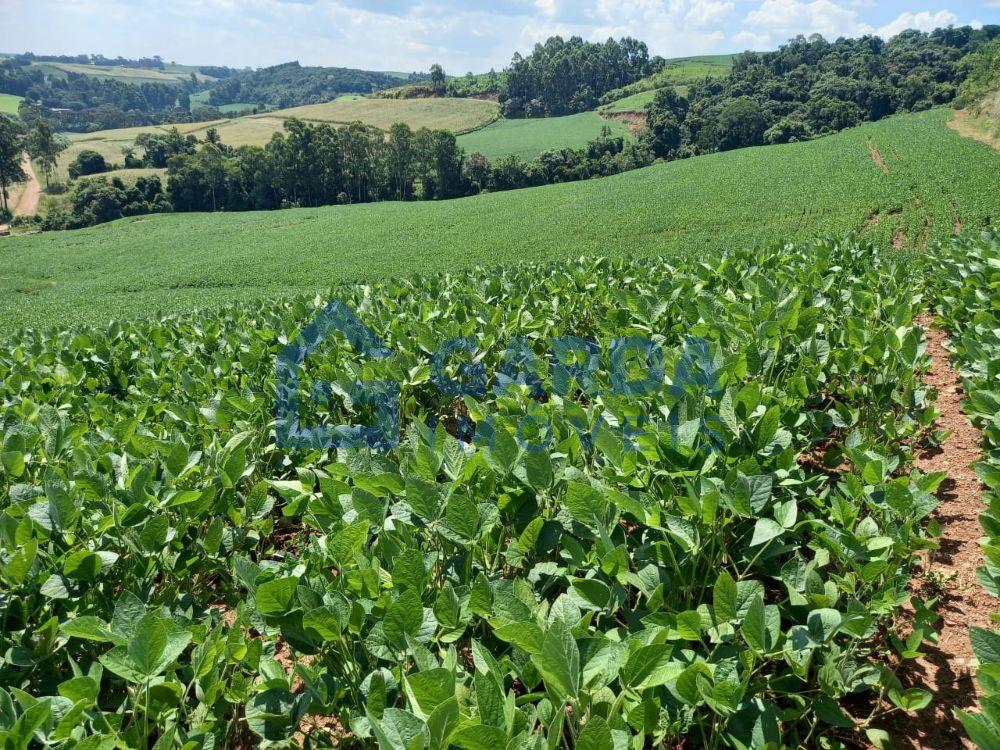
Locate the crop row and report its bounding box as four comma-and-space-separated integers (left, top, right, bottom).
923, 233, 1000, 745
0, 237, 970, 749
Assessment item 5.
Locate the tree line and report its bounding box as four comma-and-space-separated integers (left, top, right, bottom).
0, 59, 226, 133
377, 37, 660, 117
959, 38, 1000, 113
37, 118, 653, 229
501, 36, 659, 117
11, 53, 171, 70
641, 26, 1000, 158
207, 62, 428, 109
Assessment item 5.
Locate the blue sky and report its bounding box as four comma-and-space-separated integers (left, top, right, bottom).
3, 0, 997, 73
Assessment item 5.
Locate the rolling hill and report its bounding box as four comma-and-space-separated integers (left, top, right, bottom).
599, 53, 736, 106
457, 112, 630, 160
3, 109, 997, 330
28, 60, 215, 85
52, 97, 500, 179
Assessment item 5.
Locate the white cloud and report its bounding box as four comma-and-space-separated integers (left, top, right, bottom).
5, 0, 987, 73
877, 9, 958, 39
742, 0, 873, 46
576, 0, 733, 56
732, 29, 772, 49
534, 0, 557, 17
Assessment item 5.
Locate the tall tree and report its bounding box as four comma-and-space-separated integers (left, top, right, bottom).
25, 118, 67, 188
430, 64, 446, 95
0, 115, 27, 216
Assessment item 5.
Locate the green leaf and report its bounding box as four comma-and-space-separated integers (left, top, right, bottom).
128, 614, 167, 677
256, 577, 300, 616
532, 619, 580, 701
427, 697, 459, 750
246, 688, 298, 741
972, 628, 1000, 665
405, 668, 455, 718
524, 450, 553, 491
674, 662, 711, 705
571, 578, 611, 609
888, 687, 932, 711
443, 493, 480, 543
575, 716, 613, 750
563, 481, 608, 529
64, 549, 104, 581
61, 616, 119, 644
58, 676, 99, 705
99, 647, 147, 683
742, 596, 766, 653
369, 708, 429, 750
45, 469, 79, 532
813, 694, 854, 727
807, 608, 842, 643
958, 709, 1000, 750
406, 476, 443, 520
385, 590, 425, 645
675, 610, 702, 640
749, 518, 783, 547
303, 606, 345, 641
452, 723, 507, 750
713, 571, 738, 624
327, 521, 369, 566
493, 622, 545, 654
111, 593, 148, 640
622, 644, 682, 690
3, 540, 36, 585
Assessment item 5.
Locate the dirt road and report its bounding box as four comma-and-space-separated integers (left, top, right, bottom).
11, 155, 41, 217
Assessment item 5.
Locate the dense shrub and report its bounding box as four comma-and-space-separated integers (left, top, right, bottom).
643, 25, 1000, 159
67, 149, 108, 179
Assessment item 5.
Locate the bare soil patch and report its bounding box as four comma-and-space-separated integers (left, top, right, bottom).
867, 137, 890, 173
892, 224, 909, 249
599, 110, 647, 136
949, 109, 1000, 152
861, 211, 881, 233
950, 200, 963, 235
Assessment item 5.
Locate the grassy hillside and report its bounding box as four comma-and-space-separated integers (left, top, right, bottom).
54, 98, 499, 179
599, 89, 656, 114
3, 109, 997, 330
0, 93, 22, 114
457, 112, 630, 160
272, 96, 498, 133
601, 53, 735, 105
55, 120, 227, 180
29, 60, 215, 85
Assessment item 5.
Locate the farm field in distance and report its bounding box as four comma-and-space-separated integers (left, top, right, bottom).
598, 89, 657, 113
0, 92, 21, 113
272, 95, 498, 133
457, 111, 630, 160
599, 52, 735, 104
3, 108, 997, 330
27, 60, 216, 84
51, 97, 500, 179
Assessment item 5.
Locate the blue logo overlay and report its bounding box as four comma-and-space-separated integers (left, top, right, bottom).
276, 300, 722, 452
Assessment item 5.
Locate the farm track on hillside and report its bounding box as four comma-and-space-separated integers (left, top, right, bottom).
893, 316, 991, 749
12, 156, 40, 217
